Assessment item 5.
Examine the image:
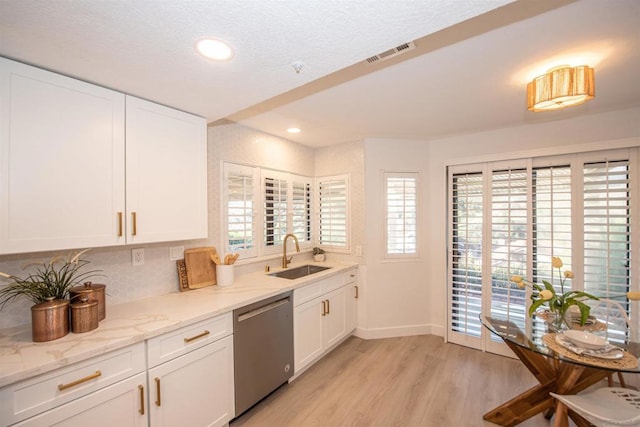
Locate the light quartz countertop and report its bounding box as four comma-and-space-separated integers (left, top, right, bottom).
0, 260, 356, 388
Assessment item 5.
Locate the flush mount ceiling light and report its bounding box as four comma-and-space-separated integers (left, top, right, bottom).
287, 127, 301, 134
196, 38, 233, 61
526, 65, 595, 112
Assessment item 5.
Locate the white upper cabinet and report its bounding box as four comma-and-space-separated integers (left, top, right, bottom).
0, 58, 208, 254
0, 57, 126, 254
125, 96, 207, 244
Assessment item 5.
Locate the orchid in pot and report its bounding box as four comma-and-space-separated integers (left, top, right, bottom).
511, 257, 599, 331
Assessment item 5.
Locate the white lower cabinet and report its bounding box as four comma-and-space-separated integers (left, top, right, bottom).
0, 343, 147, 427
14, 372, 148, 427
146, 314, 234, 427
294, 269, 357, 375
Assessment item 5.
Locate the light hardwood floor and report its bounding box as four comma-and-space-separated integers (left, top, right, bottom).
231, 335, 558, 427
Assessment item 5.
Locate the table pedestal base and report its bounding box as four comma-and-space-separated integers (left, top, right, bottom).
483, 340, 609, 426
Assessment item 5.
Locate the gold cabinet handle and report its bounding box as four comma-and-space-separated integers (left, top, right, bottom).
321, 300, 327, 316
58, 370, 102, 391
138, 384, 145, 415
155, 377, 161, 406
184, 330, 210, 343
327, 299, 330, 315
131, 212, 137, 236
355, 285, 359, 299
117, 212, 123, 237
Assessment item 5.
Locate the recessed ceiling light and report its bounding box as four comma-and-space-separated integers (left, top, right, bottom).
196, 38, 233, 61
287, 127, 301, 134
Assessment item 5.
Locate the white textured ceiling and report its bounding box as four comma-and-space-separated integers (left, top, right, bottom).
0, 0, 638, 147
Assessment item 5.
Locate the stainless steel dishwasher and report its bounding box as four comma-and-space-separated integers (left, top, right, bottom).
233, 291, 293, 417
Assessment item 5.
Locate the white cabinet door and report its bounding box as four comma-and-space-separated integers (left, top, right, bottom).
14, 373, 147, 427
346, 284, 358, 334
323, 287, 347, 349
0, 58, 125, 254
294, 297, 324, 374
148, 335, 234, 427
125, 96, 207, 244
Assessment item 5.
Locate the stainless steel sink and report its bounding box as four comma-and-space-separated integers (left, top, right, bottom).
268, 264, 331, 280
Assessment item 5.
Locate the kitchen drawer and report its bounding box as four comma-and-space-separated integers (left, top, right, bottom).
0, 342, 145, 426
294, 273, 346, 306
294, 282, 323, 306
146, 313, 232, 368
344, 267, 357, 284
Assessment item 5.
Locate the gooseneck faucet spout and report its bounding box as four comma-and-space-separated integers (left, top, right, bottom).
282, 234, 300, 268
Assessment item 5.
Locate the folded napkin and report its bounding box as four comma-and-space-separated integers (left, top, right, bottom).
555, 333, 624, 360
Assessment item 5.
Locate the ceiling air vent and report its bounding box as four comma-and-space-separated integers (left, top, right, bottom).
365, 41, 416, 65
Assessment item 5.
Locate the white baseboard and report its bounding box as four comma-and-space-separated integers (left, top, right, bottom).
353, 324, 438, 340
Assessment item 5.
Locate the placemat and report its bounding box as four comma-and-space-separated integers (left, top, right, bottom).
543, 333, 638, 370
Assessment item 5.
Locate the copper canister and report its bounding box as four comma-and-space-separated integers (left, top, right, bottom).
70, 297, 99, 333
31, 298, 70, 342
70, 281, 106, 321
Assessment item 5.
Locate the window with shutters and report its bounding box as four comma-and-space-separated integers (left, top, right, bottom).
223, 163, 258, 258
583, 159, 631, 343
317, 175, 349, 250
447, 148, 637, 352
292, 177, 312, 243
384, 172, 417, 257
264, 172, 288, 249
223, 162, 312, 258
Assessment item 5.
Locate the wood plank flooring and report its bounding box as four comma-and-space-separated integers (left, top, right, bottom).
231, 335, 558, 427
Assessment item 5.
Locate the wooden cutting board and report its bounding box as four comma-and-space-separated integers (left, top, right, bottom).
184, 247, 217, 289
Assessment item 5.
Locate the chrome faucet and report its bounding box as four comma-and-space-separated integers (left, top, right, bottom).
282, 233, 300, 268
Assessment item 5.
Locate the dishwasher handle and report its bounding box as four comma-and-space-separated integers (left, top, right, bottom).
237, 297, 290, 322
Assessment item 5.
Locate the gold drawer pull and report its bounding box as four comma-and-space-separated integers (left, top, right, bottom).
58, 370, 102, 391
327, 299, 330, 315
355, 285, 359, 299
155, 377, 161, 406
321, 300, 327, 316
138, 384, 145, 415
184, 330, 210, 343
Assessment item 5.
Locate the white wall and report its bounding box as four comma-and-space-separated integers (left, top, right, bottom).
360, 138, 432, 338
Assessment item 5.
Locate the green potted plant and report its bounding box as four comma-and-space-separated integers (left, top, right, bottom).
0, 249, 102, 341
313, 247, 325, 262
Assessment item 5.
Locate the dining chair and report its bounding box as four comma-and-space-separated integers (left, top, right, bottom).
585, 298, 631, 388
550, 387, 640, 427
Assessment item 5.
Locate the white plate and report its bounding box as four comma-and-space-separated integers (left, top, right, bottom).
555, 334, 624, 360
563, 330, 607, 350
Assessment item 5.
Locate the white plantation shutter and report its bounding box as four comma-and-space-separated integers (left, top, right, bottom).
264, 172, 288, 249
318, 175, 349, 249
223, 163, 258, 258
384, 173, 417, 256
532, 166, 572, 290
450, 172, 484, 340
292, 177, 312, 244
583, 159, 631, 341
490, 168, 529, 330
529, 166, 573, 339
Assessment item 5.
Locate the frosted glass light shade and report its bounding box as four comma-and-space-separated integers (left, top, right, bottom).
527, 65, 595, 112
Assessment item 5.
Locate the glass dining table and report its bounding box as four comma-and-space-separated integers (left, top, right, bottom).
480, 314, 640, 427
